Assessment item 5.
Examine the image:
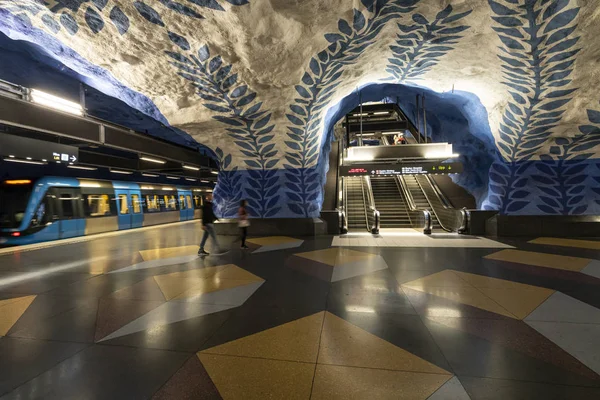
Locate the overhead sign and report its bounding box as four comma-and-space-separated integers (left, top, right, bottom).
340, 162, 463, 176
0, 133, 78, 163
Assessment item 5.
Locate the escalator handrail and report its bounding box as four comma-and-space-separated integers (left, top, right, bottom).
396, 175, 431, 234
412, 174, 451, 232
418, 175, 467, 232
339, 176, 348, 233
363, 176, 380, 234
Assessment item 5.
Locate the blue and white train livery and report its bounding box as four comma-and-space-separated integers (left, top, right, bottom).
0, 177, 206, 246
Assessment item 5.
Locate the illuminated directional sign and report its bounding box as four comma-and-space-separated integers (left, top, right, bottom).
0, 133, 78, 163
340, 162, 463, 176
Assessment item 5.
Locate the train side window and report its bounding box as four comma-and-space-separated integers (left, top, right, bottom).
145, 194, 160, 213
118, 194, 129, 214
60, 194, 74, 218
164, 195, 178, 211
193, 195, 203, 209
131, 194, 141, 213
179, 195, 186, 210
84, 194, 113, 217
186, 195, 193, 209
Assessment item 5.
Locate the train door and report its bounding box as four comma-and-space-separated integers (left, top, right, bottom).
185, 193, 194, 220
129, 190, 143, 228
114, 189, 132, 230
178, 191, 190, 221
53, 188, 85, 239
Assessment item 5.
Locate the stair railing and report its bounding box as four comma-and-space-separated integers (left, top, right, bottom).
363, 176, 380, 234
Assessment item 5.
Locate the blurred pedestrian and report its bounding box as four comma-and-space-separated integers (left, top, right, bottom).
238, 199, 249, 249
198, 193, 221, 256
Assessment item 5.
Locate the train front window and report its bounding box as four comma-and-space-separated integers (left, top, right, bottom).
0, 183, 33, 228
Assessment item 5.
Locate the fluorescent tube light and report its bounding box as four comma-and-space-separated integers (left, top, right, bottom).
142, 173, 159, 177
183, 165, 200, 171
185, 178, 196, 182
110, 169, 133, 175
425, 152, 459, 159
140, 156, 165, 164
3, 158, 45, 165
31, 89, 83, 116
210, 170, 218, 175
373, 111, 389, 115
68, 165, 97, 171
166, 176, 179, 180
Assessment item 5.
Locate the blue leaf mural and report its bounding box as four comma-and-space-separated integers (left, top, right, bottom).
166, 44, 281, 218
7, 0, 247, 36
486, 0, 582, 214
283, 0, 420, 216
212, 147, 243, 218
385, 4, 471, 82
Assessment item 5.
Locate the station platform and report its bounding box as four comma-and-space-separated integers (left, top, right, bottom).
1, 221, 600, 399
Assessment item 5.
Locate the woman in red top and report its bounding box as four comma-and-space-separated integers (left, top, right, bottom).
238, 200, 249, 249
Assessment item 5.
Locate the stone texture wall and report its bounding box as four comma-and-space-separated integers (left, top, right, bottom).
0, 0, 599, 217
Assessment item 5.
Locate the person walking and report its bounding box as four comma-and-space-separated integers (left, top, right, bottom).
238, 200, 249, 249
198, 193, 221, 256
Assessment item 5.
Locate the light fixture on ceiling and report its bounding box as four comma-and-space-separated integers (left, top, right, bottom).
183, 165, 200, 171
140, 156, 165, 164
210, 170, 218, 175
200, 180, 210, 183
373, 111, 389, 115
166, 176, 179, 180
352, 113, 368, 117
110, 169, 133, 175
424, 152, 459, 159
3, 158, 46, 165
67, 165, 97, 171
30, 89, 83, 116
142, 173, 158, 177
185, 178, 196, 182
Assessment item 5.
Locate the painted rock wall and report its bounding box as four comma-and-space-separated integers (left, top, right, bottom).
0, 0, 599, 217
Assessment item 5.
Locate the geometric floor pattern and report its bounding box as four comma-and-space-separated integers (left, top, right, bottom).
99, 265, 264, 342
402, 269, 555, 319
195, 312, 462, 399
2, 225, 600, 399
247, 236, 304, 253
287, 248, 388, 282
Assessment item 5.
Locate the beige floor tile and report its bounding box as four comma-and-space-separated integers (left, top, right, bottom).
172, 279, 260, 301
201, 312, 324, 363
318, 312, 450, 374
311, 364, 451, 400
198, 353, 314, 400
402, 270, 473, 290
139, 245, 199, 261
479, 287, 555, 320
454, 270, 543, 290
530, 237, 600, 250
484, 249, 590, 271
0, 295, 36, 336
295, 248, 341, 266
153, 266, 231, 300
402, 285, 517, 318
246, 236, 299, 246
213, 265, 263, 282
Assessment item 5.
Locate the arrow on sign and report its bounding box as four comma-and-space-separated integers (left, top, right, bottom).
70, 155, 77, 162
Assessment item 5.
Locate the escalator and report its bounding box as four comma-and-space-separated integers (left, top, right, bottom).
402, 175, 442, 231
345, 177, 368, 231
370, 176, 412, 228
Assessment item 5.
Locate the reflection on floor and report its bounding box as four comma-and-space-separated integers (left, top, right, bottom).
0, 222, 600, 399
332, 231, 513, 248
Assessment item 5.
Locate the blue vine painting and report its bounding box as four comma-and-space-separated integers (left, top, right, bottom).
2, 0, 248, 36
284, 0, 420, 216
385, 4, 472, 82
481, 0, 596, 215
166, 44, 281, 218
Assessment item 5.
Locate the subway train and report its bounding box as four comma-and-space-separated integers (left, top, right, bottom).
0, 176, 208, 246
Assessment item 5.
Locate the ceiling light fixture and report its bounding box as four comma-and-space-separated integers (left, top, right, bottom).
110, 169, 133, 175
183, 165, 200, 171
140, 156, 165, 164
166, 176, 179, 180
142, 173, 158, 177
3, 158, 45, 165
67, 165, 97, 171
185, 178, 196, 182
372, 111, 390, 115
210, 170, 218, 175
30, 89, 83, 116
